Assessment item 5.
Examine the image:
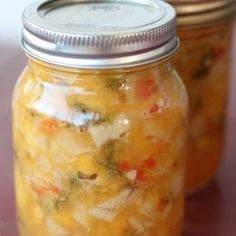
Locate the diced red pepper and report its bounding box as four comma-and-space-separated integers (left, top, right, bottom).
135, 168, 145, 181
31, 182, 60, 196
118, 161, 132, 172
119, 156, 157, 182
136, 79, 158, 99
149, 103, 159, 113
143, 156, 157, 169
157, 198, 169, 211
40, 118, 58, 135
213, 47, 226, 60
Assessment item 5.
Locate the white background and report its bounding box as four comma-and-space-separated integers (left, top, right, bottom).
0, 0, 33, 43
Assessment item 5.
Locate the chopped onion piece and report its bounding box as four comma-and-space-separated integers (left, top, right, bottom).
89, 115, 130, 148
129, 216, 145, 234
46, 218, 69, 236
89, 208, 118, 222
125, 170, 137, 181
31, 82, 97, 126
56, 129, 96, 155
73, 204, 90, 229
139, 202, 155, 219
89, 188, 134, 222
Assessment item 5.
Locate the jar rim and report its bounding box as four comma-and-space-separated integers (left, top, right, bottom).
25, 40, 178, 73
166, 0, 236, 27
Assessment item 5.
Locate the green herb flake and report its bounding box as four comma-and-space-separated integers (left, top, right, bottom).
27, 108, 39, 117
105, 77, 126, 91
99, 140, 120, 176
192, 49, 214, 80
71, 102, 90, 113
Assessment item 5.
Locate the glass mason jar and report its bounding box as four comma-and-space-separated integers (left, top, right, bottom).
13, 1, 188, 235
166, 0, 236, 194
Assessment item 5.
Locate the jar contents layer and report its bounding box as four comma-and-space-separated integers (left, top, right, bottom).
13, 61, 187, 236
174, 22, 233, 193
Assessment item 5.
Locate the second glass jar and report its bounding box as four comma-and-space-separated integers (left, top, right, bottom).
167, 0, 235, 193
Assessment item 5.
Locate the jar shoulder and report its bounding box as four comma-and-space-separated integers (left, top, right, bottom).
13, 62, 188, 128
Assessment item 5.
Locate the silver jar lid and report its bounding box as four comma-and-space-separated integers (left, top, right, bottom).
166, 0, 236, 27
22, 0, 177, 69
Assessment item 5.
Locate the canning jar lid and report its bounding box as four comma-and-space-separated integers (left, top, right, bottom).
22, 0, 178, 69
166, 0, 236, 27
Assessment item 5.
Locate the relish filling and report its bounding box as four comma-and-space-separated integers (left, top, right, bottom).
174, 22, 233, 192
13, 61, 187, 236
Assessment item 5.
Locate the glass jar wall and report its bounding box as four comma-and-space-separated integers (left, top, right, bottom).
175, 22, 233, 193
14, 0, 188, 235
167, 0, 235, 193
13, 59, 188, 236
